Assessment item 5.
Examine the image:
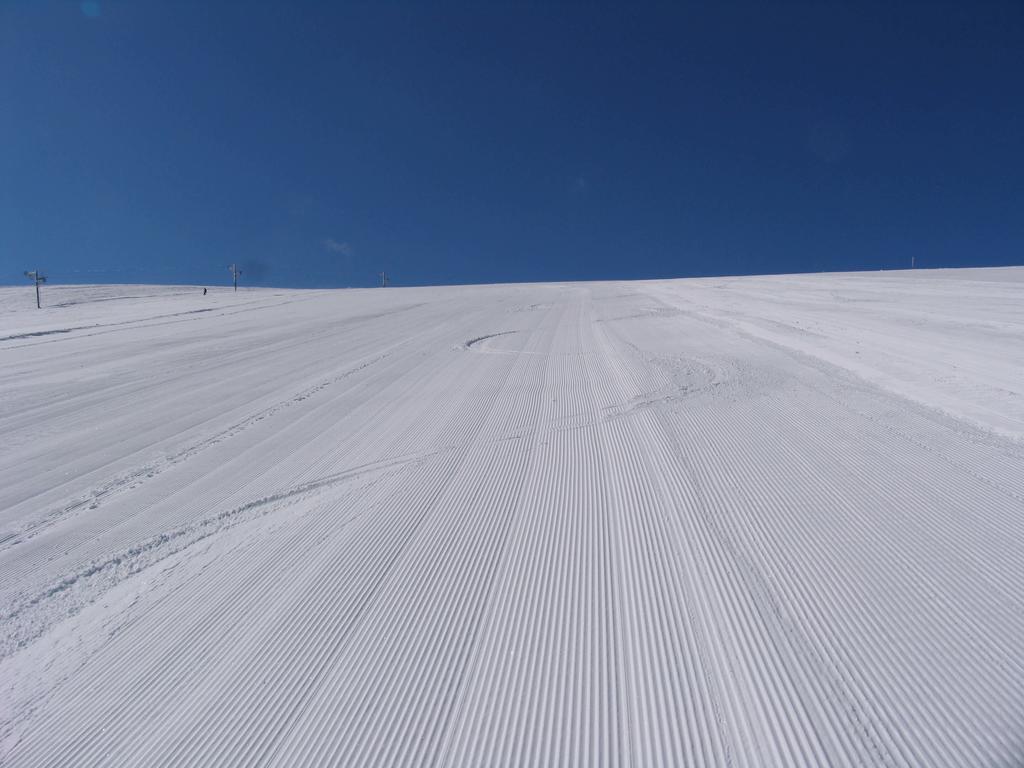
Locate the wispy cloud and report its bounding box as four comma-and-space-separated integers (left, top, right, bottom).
323, 238, 353, 256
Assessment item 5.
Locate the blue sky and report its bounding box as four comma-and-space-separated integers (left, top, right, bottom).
2, 1, 1022, 288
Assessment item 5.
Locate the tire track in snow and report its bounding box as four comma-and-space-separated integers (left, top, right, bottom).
0, 448, 446, 658
0, 294, 499, 589
1, 293, 564, 767
3, 277, 1024, 766
0, 349, 395, 552
594, 284, 1024, 766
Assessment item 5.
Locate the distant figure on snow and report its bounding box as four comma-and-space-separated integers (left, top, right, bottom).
203, 287, 207, 295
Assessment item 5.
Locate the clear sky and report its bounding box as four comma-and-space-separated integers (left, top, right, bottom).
2, 1, 1022, 288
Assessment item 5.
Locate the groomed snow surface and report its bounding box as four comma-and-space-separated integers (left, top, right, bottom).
2, 269, 1024, 767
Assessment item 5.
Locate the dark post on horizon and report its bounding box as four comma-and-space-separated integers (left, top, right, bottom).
24, 270, 46, 309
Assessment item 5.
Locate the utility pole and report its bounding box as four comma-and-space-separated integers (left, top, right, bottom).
228, 263, 242, 291
24, 270, 46, 309
911, 254, 915, 269
379, 270, 388, 287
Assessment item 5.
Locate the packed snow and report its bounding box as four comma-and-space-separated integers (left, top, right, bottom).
1, 270, 1023, 766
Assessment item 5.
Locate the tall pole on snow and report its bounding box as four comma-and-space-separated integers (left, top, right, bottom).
24, 270, 46, 308
229, 263, 242, 291
380, 270, 388, 287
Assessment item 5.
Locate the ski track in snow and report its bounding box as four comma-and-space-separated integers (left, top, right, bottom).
1, 271, 1023, 766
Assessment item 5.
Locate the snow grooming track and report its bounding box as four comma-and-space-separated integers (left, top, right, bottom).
0, 448, 445, 658
0, 348, 396, 554
2, 272, 1024, 767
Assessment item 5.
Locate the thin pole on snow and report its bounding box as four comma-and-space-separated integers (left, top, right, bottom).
24, 270, 46, 308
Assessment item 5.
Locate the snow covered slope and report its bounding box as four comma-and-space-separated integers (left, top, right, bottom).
1, 270, 1023, 766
